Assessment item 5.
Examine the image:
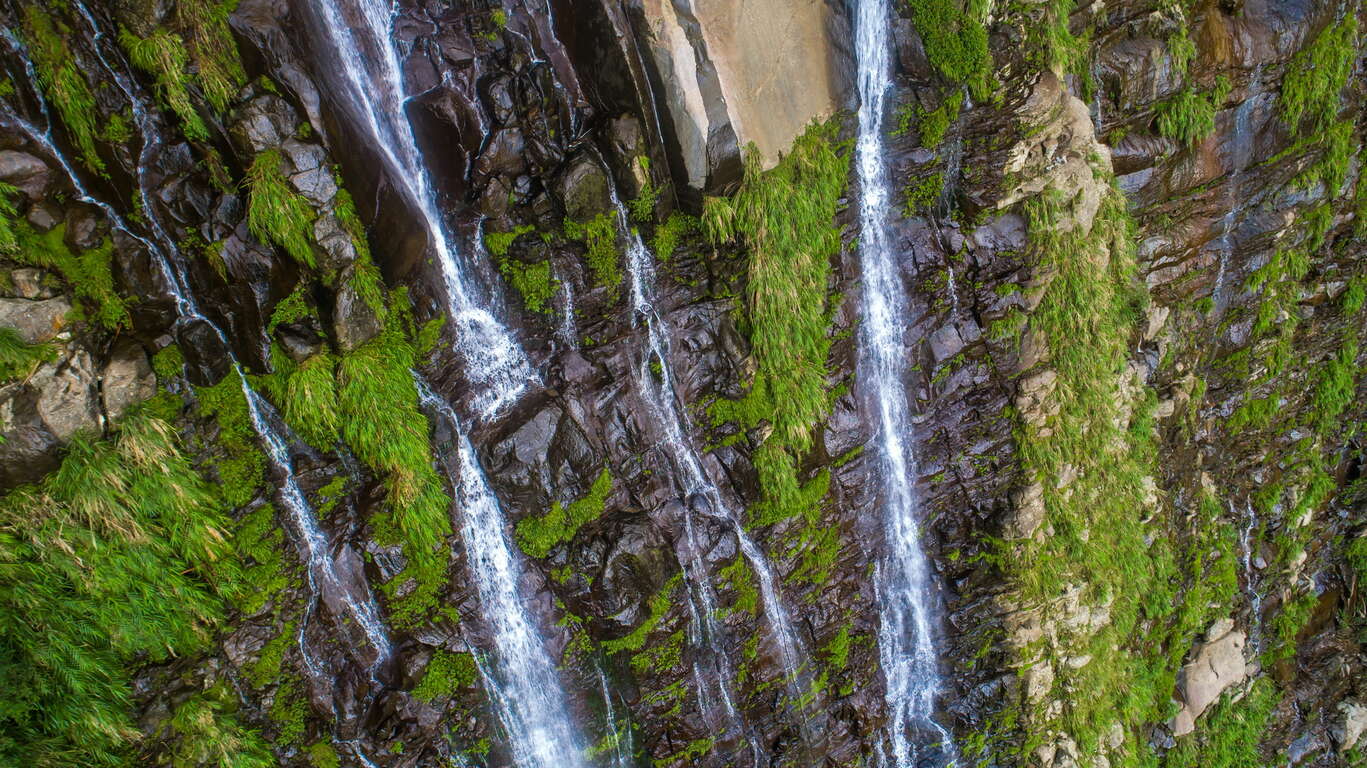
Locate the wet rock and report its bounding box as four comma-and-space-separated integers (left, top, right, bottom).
177, 318, 233, 386
555, 155, 612, 222
0, 150, 51, 199
63, 204, 108, 251
332, 270, 382, 353
6, 268, 57, 299
25, 200, 63, 232
101, 341, 156, 421
0, 297, 71, 344
1336, 700, 1367, 752
29, 349, 101, 441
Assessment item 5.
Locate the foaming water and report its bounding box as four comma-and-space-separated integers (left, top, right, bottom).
310, 0, 534, 418
852, 0, 958, 765
415, 379, 586, 768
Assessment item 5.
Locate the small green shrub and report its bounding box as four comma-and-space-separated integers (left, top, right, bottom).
284, 353, 341, 448
1156, 87, 1218, 146
1279, 15, 1358, 137
120, 28, 208, 141
901, 0, 994, 101
246, 149, 317, 268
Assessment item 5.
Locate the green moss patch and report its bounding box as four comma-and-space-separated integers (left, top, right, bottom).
515, 467, 612, 558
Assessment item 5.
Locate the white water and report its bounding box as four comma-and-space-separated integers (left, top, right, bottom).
415, 380, 586, 768
617, 199, 812, 742
310, 0, 534, 418
1236, 500, 1265, 650
596, 665, 632, 768
1, 22, 394, 671
853, 1, 958, 766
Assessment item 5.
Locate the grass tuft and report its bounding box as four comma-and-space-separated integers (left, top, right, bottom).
246, 149, 317, 269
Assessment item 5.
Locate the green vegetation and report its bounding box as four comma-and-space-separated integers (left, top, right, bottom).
703, 121, 848, 533
307, 741, 341, 768
153, 344, 186, 380
232, 503, 288, 614
8, 222, 128, 330
1279, 14, 1358, 137
23, 6, 104, 172
653, 211, 698, 261
499, 257, 558, 315
900, 0, 994, 101
1163, 679, 1278, 768
268, 282, 312, 333
628, 157, 661, 222
411, 650, 478, 702
283, 352, 341, 448
564, 213, 622, 294
194, 373, 268, 508
0, 327, 54, 382
1156, 83, 1226, 146
173, 0, 247, 114
603, 575, 682, 655
516, 468, 613, 558
247, 149, 317, 268
120, 29, 208, 141
337, 299, 452, 628
893, 98, 959, 149
904, 172, 945, 216
157, 684, 274, 768
0, 414, 236, 767
485, 224, 533, 258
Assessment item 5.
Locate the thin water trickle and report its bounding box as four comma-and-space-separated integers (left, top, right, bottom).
415, 378, 586, 768
1212, 69, 1262, 316
310, 0, 534, 419
853, 0, 958, 766
1237, 500, 1265, 650
0, 23, 395, 672
617, 195, 813, 749
596, 664, 633, 768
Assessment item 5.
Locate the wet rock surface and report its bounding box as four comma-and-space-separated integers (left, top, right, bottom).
0, 0, 1363, 766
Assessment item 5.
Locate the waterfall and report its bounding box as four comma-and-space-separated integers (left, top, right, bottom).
852, 1, 958, 766
415, 380, 586, 768
309, 0, 533, 419
596, 664, 633, 768
617, 198, 813, 749
0, 22, 394, 672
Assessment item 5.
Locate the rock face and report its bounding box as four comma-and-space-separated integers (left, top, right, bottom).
633, 0, 849, 190
1173, 620, 1249, 736
0, 0, 1364, 766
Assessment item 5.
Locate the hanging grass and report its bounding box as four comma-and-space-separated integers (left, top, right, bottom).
22, 6, 104, 173
246, 149, 317, 269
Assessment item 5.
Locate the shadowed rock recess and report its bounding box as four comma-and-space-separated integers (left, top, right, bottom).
1, 0, 1365, 765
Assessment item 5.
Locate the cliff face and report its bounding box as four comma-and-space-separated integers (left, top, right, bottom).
0, 0, 1363, 767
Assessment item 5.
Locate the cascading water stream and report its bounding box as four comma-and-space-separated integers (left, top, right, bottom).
0, 23, 394, 673
595, 664, 633, 768
309, 0, 533, 418
1237, 500, 1265, 650
615, 197, 814, 747
414, 379, 585, 768
852, 1, 958, 766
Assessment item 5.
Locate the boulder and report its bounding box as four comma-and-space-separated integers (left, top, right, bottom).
101, 341, 156, 421
1172, 621, 1247, 736
0, 297, 71, 344
0, 150, 51, 199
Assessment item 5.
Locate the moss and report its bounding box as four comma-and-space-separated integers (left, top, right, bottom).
307, 741, 341, 768
485, 224, 534, 258
120, 28, 209, 142
652, 211, 697, 262
268, 283, 312, 333
232, 503, 288, 614
900, 0, 994, 101
499, 256, 559, 315
719, 555, 759, 616
1310, 338, 1358, 434
603, 575, 682, 654
704, 121, 849, 530
894, 98, 960, 149
248, 623, 295, 689
22, 7, 104, 172
0, 327, 55, 383
11, 223, 129, 330
904, 172, 945, 216
1279, 14, 1358, 138
153, 344, 186, 380
315, 475, 347, 518
563, 213, 622, 294
194, 374, 268, 509
247, 149, 317, 269
268, 678, 309, 746
1163, 678, 1278, 768
628, 157, 661, 222
515, 467, 613, 558
411, 650, 478, 702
